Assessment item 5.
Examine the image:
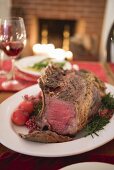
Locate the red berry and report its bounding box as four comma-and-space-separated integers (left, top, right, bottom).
18, 100, 34, 115
25, 116, 38, 132
99, 109, 109, 117
12, 109, 29, 126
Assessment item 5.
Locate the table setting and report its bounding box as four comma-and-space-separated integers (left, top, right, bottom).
0, 17, 114, 170
0, 57, 114, 170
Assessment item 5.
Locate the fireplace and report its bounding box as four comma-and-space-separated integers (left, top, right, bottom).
11, 0, 106, 61
38, 19, 76, 50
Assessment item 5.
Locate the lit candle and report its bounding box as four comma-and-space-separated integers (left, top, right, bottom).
32, 43, 55, 56
65, 51, 73, 61
32, 44, 73, 62
49, 48, 66, 61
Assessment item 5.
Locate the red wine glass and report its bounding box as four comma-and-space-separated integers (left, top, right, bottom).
0, 17, 26, 89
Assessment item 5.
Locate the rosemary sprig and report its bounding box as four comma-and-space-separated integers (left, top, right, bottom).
85, 92, 114, 137
33, 99, 42, 116
102, 93, 114, 109
85, 114, 110, 137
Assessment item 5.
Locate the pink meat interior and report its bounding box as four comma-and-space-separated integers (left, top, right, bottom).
45, 96, 76, 134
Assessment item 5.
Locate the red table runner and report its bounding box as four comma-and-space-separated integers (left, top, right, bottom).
0, 60, 109, 91
0, 60, 38, 91
76, 61, 108, 82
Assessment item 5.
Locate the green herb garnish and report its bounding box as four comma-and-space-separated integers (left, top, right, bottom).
29, 58, 66, 71
102, 93, 114, 109
29, 58, 51, 70
85, 114, 110, 137
33, 99, 42, 116
56, 62, 66, 68
85, 92, 114, 137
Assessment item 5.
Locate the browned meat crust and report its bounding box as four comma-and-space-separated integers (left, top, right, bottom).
19, 130, 72, 143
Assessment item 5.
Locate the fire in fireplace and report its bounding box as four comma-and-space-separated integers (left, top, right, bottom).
38, 19, 76, 50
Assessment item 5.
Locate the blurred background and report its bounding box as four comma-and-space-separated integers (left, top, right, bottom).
0, 0, 114, 62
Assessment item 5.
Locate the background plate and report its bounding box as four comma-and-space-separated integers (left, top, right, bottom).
61, 162, 114, 170
15, 56, 72, 76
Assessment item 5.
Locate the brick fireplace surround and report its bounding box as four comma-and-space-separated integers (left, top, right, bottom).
11, 0, 106, 61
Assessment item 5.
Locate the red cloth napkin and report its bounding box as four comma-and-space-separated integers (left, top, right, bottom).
0, 151, 114, 170
0, 60, 109, 91
0, 60, 38, 91
0, 59, 12, 72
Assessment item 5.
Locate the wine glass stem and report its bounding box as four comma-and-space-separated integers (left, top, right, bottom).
0, 51, 3, 70
11, 58, 16, 80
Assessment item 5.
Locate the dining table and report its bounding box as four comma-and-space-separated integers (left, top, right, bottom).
0, 59, 114, 170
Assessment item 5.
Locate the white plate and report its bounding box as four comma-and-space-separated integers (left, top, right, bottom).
15, 56, 72, 76
61, 162, 114, 170
0, 83, 114, 157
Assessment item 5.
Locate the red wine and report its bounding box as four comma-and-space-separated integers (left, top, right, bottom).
0, 41, 24, 58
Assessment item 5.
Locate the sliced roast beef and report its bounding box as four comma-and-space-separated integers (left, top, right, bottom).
36, 64, 105, 136
20, 64, 106, 143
